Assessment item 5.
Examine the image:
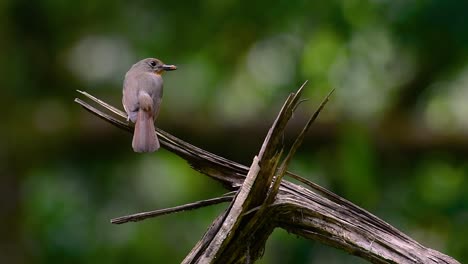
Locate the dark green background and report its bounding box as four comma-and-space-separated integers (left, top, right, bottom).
1, 0, 467, 263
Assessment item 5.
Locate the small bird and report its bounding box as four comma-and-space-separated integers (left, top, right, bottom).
122, 58, 177, 153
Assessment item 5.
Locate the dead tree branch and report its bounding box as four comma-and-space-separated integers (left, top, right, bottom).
75, 83, 459, 264
111, 195, 234, 225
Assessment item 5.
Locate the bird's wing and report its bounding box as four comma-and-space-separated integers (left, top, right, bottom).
123, 74, 140, 122
135, 73, 163, 119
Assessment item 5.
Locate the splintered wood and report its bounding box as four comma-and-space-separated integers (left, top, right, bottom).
76, 83, 459, 264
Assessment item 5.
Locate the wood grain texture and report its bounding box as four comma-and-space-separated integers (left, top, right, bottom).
75, 84, 459, 264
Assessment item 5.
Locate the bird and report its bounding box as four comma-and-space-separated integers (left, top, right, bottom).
122, 58, 177, 153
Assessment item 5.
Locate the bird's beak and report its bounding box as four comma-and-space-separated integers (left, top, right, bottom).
162, 64, 177, 71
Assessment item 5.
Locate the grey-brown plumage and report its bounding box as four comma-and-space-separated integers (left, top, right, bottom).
122, 58, 176, 153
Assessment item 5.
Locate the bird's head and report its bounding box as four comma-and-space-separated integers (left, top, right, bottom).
134, 58, 177, 75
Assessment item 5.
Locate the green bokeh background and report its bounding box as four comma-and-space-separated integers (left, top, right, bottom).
1, 1, 467, 263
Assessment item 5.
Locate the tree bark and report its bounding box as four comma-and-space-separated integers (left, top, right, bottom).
75, 85, 460, 264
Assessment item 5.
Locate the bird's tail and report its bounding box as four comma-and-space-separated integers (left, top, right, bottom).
132, 94, 159, 153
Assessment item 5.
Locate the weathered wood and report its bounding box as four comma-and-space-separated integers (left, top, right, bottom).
75, 84, 460, 264
111, 195, 234, 224
184, 82, 309, 263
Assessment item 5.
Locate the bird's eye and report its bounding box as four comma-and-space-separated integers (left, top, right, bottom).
149, 61, 157, 67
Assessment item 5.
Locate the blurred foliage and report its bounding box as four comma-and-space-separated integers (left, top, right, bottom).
1, 0, 468, 263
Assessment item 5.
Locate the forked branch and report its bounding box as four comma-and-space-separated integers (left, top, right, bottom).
75, 83, 459, 264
